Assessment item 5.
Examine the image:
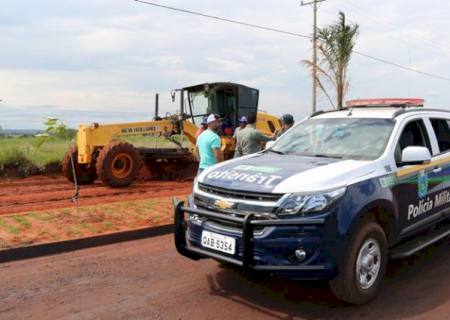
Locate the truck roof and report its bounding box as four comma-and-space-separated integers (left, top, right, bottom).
312, 98, 450, 119
182, 82, 258, 92
313, 107, 450, 119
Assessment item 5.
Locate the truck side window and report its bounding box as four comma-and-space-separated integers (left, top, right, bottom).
430, 118, 450, 153
395, 119, 431, 163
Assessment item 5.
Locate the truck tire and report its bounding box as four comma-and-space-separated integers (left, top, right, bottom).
329, 221, 388, 305
62, 146, 98, 185
96, 141, 141, 188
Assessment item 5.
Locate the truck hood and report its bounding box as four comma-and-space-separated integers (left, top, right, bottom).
199, 152, 375, 194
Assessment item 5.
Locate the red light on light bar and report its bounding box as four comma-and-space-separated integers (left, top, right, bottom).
346, 98, 424, 108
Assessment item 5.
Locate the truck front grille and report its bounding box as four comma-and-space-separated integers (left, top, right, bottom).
198, 183, 283, 202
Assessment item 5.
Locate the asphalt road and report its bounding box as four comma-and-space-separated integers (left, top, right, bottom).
0, 234, 448, 320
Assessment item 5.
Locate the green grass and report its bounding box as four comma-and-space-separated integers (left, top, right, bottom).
0, 136, 71, 168
79, 222, 100, 233
0, 134, 193, 177
0, 147, 28, 166
103, 221, 114, 229
29, 211, 53, 221
13, 216, 32, 229
66, 226, 83, 237
0, 218, 20, 235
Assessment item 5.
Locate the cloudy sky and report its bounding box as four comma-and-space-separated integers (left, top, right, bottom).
1, 0, 450, 129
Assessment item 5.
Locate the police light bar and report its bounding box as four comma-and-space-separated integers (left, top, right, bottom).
345, 98, 424, 108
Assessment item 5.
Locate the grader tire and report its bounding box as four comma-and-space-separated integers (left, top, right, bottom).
61, 146, 98, 185
96, 141, 141, 188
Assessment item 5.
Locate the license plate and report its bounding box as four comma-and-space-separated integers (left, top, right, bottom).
201, 231, 236, 254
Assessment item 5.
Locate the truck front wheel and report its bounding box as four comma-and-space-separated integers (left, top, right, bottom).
329, 221, 388, 305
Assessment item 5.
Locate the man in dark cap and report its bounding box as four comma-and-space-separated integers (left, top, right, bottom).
275, 113, 295, 139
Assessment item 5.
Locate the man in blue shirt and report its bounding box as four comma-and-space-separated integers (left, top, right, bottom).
196, 114, 223, 174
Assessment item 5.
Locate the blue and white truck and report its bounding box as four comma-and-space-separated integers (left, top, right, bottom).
174, 99, 450, 304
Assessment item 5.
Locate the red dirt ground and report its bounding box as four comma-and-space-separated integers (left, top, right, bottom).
0, 175, 193, 215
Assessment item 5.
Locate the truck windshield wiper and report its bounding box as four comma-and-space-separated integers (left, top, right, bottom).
309, 154, 343, 159
266, 149, 285, 155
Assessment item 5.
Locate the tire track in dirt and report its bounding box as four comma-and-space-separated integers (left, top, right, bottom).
0, 175, 193, 215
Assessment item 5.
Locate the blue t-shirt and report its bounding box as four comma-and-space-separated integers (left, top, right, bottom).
196, 129, 221, 169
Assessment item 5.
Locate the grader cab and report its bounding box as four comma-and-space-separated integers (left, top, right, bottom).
62, 82, 281, 187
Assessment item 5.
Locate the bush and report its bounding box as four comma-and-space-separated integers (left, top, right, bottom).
0, 147, 39, 177
0, 147, 28, 167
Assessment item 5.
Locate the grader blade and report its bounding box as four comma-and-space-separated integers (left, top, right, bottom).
145, 156, 198, 181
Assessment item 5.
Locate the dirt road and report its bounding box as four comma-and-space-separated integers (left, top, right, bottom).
0, 176, 192, 215
0, 235, 448, 320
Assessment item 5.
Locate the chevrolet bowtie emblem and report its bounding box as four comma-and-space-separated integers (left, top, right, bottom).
214, 199, 235, 210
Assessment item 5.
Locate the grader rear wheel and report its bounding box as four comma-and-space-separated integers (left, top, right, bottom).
62, 146, 98, 185
96, 141, 141, 188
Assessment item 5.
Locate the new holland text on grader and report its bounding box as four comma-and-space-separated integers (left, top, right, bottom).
62, 82, 281, 187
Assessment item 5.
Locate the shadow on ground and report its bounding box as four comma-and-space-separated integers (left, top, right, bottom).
206, 239, 450, 320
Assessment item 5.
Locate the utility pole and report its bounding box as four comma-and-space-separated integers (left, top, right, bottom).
301, 0, 326, 113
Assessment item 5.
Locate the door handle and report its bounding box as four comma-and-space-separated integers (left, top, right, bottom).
432, 166, 442, 174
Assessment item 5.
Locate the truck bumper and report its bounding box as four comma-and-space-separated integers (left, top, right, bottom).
173, 199, 338, 280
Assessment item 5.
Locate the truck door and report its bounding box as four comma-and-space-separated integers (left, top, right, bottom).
426, 117, 450, 220
393, 118, 436, 236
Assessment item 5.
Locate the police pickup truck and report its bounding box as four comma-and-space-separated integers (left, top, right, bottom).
174, 99, 450, 305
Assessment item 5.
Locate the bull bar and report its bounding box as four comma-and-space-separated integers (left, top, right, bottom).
173, 198, 327, 272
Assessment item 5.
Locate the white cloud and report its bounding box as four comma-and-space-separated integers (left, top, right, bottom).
206, 57, 245, 73
76, 28, 133, 54
1, 0, 450, 128
151, 56, 184, 67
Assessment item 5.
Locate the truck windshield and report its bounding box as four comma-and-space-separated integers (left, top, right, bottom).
271, 118, 395, 160
188, 90, 216, 120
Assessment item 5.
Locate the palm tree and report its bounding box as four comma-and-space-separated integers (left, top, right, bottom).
303, 12, 359, 109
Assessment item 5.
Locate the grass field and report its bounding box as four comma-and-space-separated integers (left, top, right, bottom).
0, 134, 193, 177
0, 136, 72, 168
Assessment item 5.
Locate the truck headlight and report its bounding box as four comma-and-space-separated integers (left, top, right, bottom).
277, 187, 346, 215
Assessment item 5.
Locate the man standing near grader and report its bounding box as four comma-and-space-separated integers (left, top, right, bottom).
195, 112, 285, 173
234, 112, 274, 157
233, 112, 295, 158
195, 114, 223, 174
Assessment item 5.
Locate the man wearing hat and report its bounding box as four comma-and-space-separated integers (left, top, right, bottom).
275, 113, 295, 139
195, 116, 208, 138
233, 116, 247, 158
196, 114, 223, 174
235, 112, 274, 157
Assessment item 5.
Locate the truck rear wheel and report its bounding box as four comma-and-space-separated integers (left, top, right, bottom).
329, 221, 388, 305
62, 146, 98, 185
96, 141, 141, 188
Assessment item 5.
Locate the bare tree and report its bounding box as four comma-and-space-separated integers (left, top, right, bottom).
303, 12, 359, 109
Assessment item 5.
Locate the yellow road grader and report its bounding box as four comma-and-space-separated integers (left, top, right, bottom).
62, 82, 281, 187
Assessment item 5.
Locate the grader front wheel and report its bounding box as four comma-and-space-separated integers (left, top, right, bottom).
96, 141, 141, 188
62, 146, 98, 185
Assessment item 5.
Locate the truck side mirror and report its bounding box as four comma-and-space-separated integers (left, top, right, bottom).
401, 146, 431, 165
